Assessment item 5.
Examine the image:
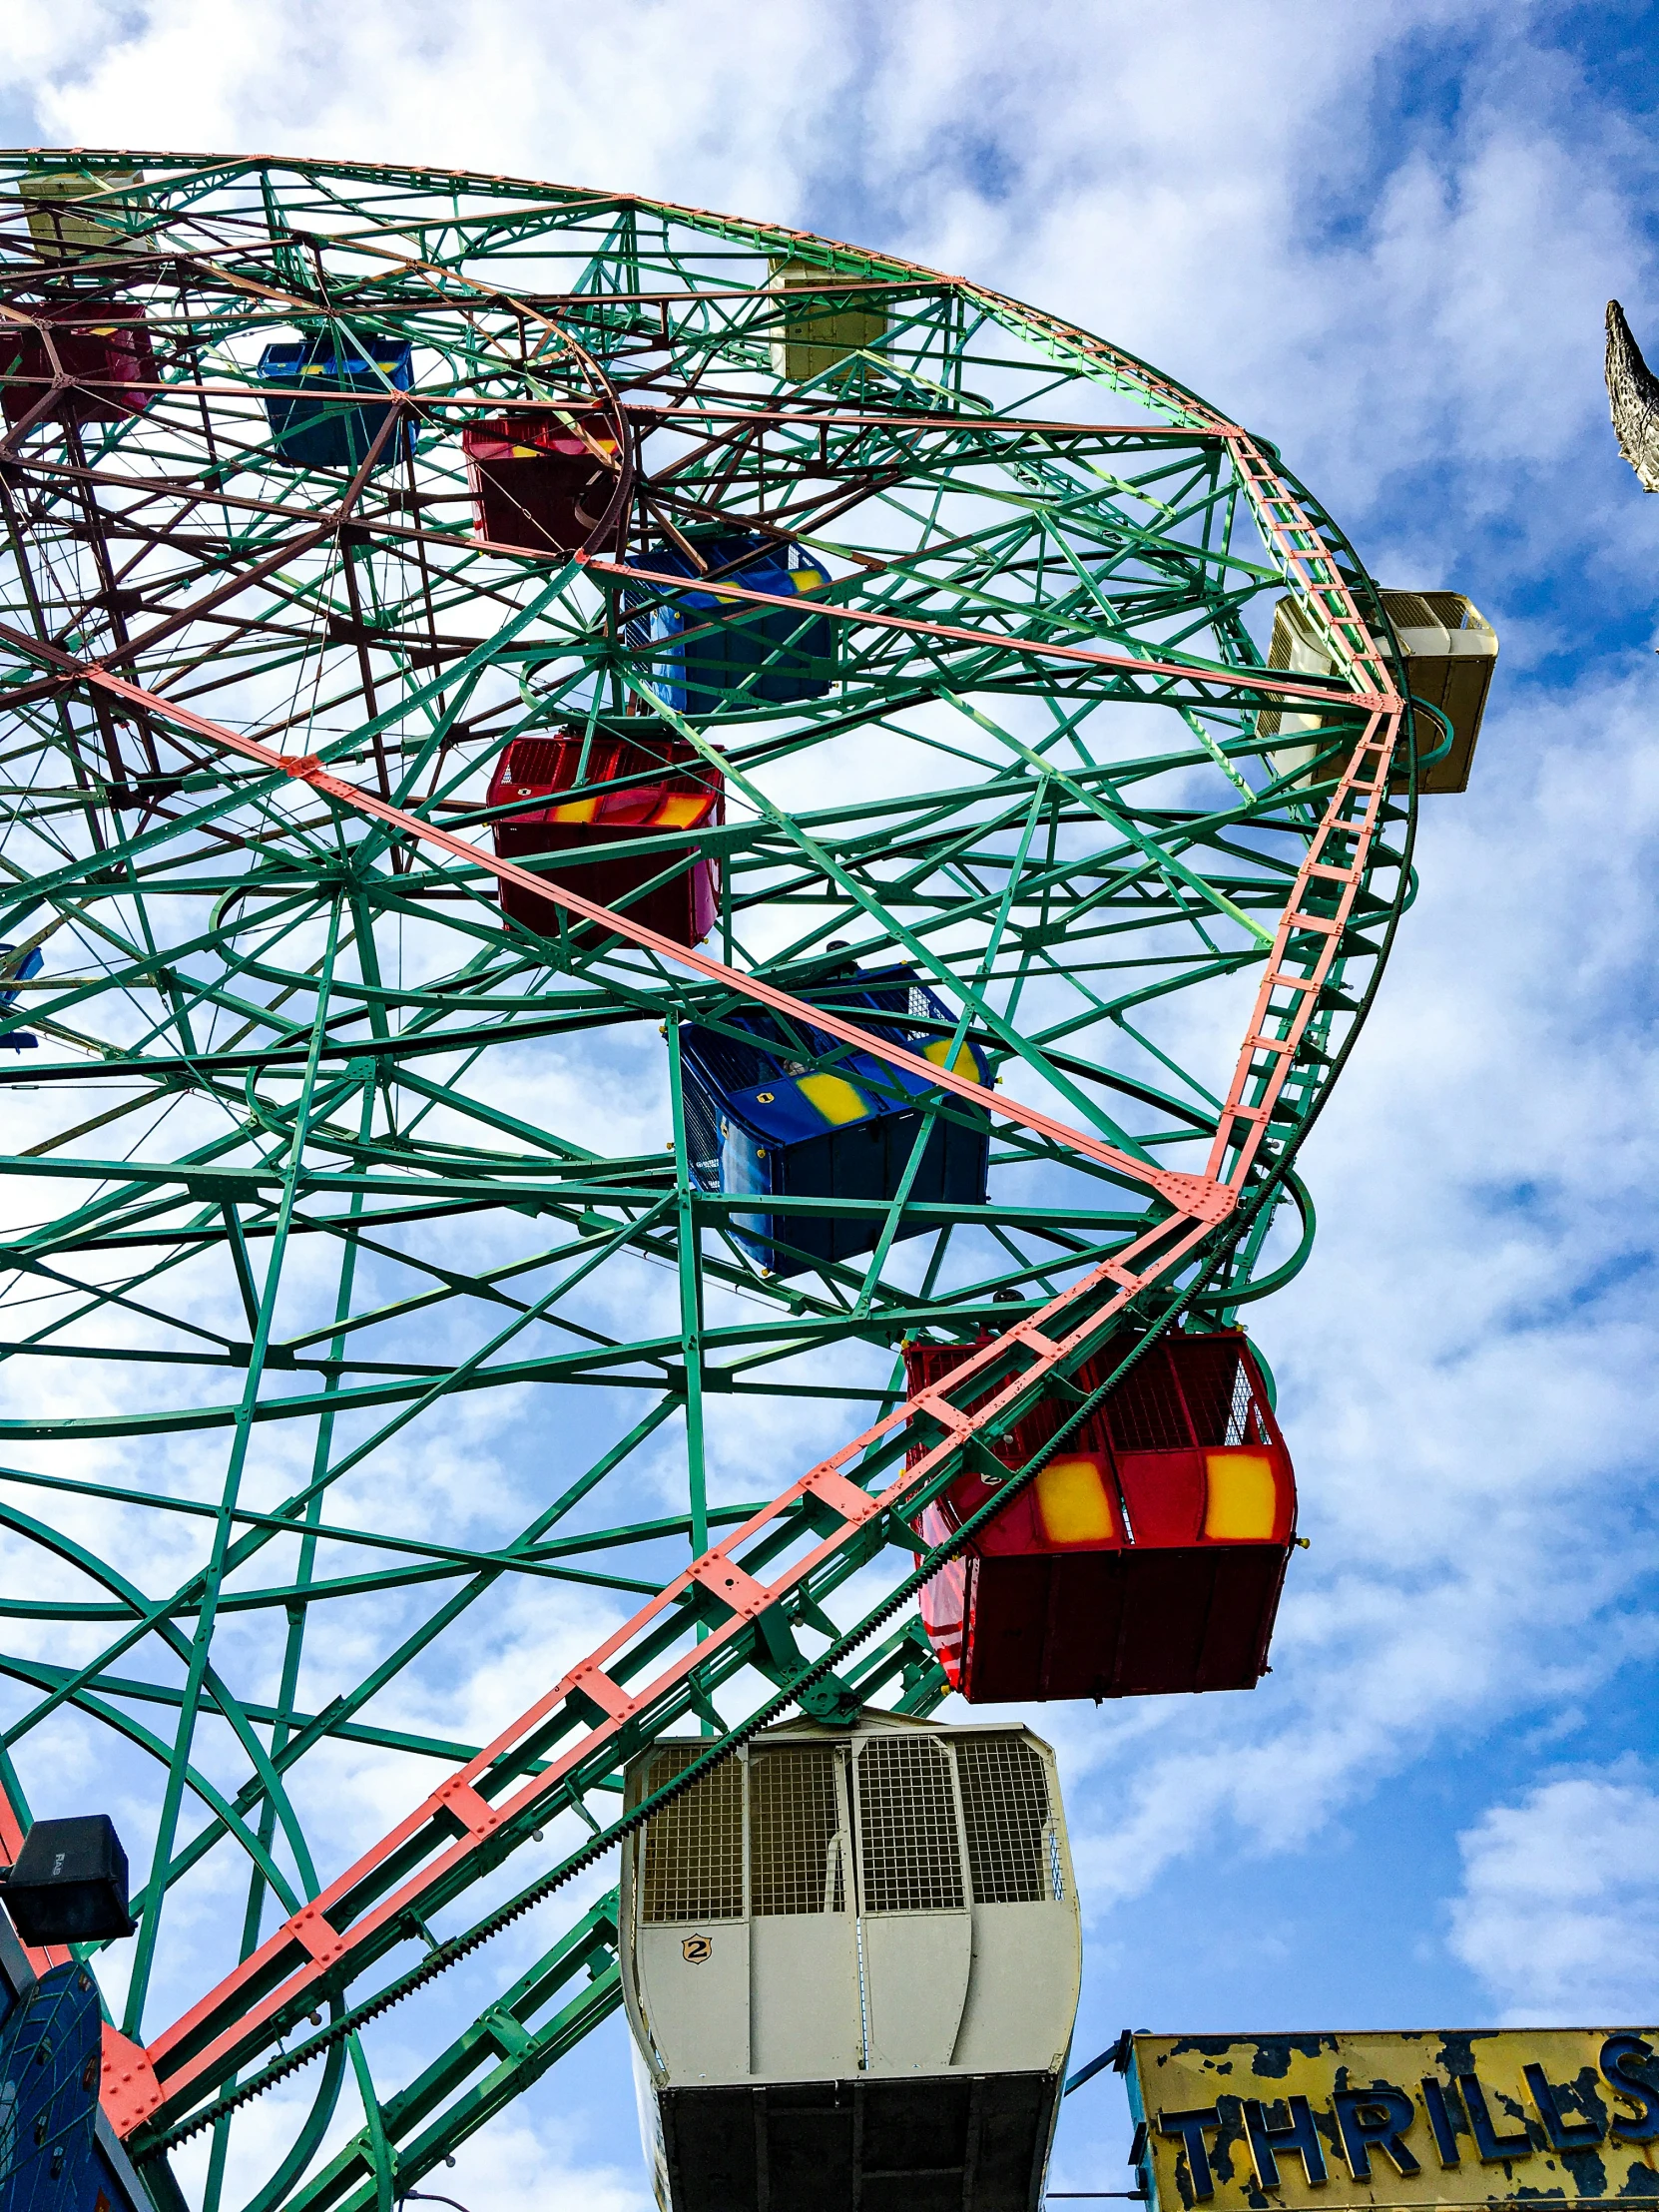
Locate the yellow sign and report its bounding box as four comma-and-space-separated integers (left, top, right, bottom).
1127, 2029, 1659, 2210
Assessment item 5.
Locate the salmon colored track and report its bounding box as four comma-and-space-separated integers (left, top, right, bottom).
0, 434, 1398, 2135
579, 547, 1389, 716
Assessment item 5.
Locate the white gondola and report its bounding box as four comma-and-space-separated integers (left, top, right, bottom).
620, 1712, 1081, 2212
1263, 588, 1498, 795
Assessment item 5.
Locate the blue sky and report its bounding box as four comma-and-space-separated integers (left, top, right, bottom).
3, 2, 1658, 2204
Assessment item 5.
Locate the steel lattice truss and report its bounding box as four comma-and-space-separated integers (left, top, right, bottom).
0, 155, 1410, 2211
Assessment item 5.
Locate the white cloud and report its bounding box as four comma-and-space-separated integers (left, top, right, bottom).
0, 1, 127, 84
415, 2112, 650, 2212
1448, 1771, 1659, 2020
10, 0, 855, 230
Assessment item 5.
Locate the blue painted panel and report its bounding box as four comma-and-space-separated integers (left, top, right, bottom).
0, 945, 42, 1052
0, 1960, 144, 2212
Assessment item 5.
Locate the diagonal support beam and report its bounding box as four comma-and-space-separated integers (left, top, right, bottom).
0, 620, 1237, 1227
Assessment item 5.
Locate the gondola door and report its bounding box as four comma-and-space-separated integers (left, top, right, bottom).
747, 1743, 862, 2079
852, 1734, 972, 2072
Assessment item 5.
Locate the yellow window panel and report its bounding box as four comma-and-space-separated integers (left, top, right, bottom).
1035, 1457, 1116, 1545
1203, 1449, 1278, 1540
796, 1073, 870, 1126
922, 1037, 978, 1077
767, 258, 888, 383
549, 797, 600, 824
653, 793, 709, 828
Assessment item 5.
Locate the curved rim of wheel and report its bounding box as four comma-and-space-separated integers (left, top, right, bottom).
0, 151, 1410, 2207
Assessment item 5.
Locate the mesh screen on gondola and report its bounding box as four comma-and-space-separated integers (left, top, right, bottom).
680, 1076, 723, 1188
1167, 1336, 1244, 1444
639, 1747, 745, 1923
955, 1737, 1051, 1906
856, 1737, 963, 1913
498, 737, 562, 783
750, 1747, 844, 1916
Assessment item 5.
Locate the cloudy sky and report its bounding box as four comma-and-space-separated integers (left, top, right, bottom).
4, 1, 1658, 2204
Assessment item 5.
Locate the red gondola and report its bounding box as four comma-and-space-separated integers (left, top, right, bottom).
0, 298, 155, 427
486, 730, 723, 946
463, 411, 622, 554
907, 1329, 1296, 1702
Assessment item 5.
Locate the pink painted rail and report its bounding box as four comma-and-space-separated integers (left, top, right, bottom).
0, 425, 1400, 2136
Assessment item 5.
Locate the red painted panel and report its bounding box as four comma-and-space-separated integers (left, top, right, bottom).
1, 299, 156, 426
1030, 1555, 1121, 1701
916, 1516, 967, 1692
1116, 1448, 1206, 1546
1196, 1543, 1291, 1689
964, 1552, 1052, 1703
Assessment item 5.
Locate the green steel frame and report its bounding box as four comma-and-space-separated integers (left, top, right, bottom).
0, 154, 1412, 2210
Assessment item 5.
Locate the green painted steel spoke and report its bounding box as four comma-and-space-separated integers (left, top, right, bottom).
0, 152, 1414, 2204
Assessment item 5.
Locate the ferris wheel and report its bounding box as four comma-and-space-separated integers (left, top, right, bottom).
0, 152, 1470, 2211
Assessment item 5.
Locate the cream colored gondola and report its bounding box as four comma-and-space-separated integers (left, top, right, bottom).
1263, 589, 1497, 795
620, 1711, 1082, 2212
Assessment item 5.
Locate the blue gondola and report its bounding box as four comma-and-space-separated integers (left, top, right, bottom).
0, 945, 42, 1051
626, 531, 834, 717
675, 964, 990, 1276
257, 333, 415, 472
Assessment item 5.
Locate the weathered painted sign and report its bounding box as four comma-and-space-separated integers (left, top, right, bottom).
1126, 2030, 1659, 2211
